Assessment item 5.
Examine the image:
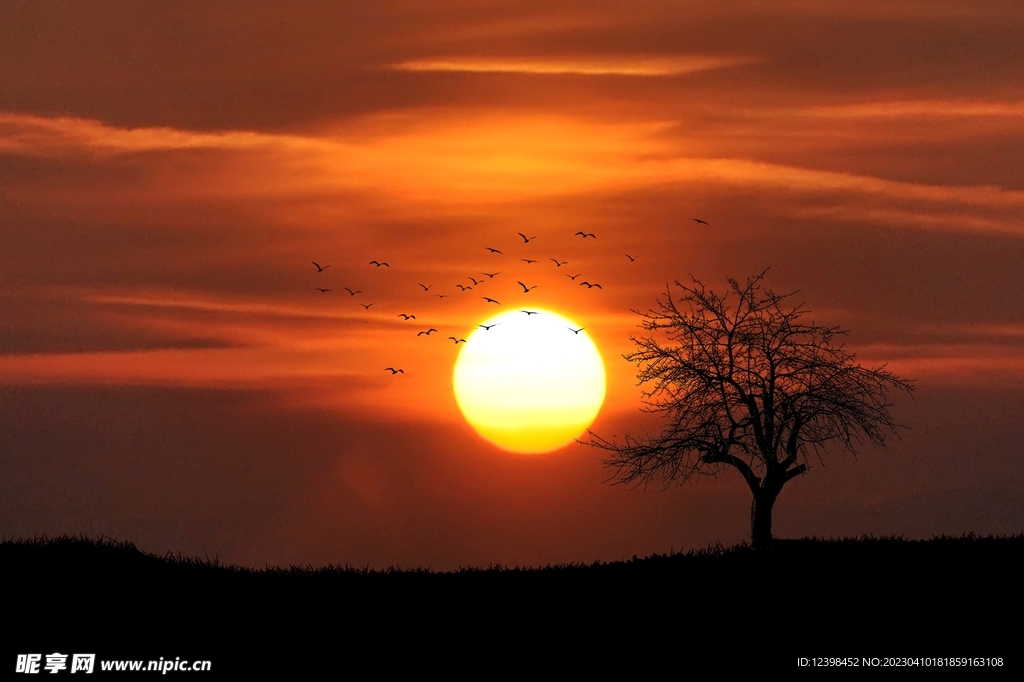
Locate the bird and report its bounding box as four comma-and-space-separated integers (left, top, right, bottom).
360, 303, 374, 309
518, 232, 537, 243
369, 260, 389, 267
398, 314, 416, 320
384, 367, 404, 374
574, 232, 596, 239
417, 329, 438, 336
479, 323, 499, 330
312, 262, 330, 272
551, 259, 568, 267
456, 284, 473, 291
517, 281, 537, 293
568, 327, 585, 334
566, 273, 582, 281
482, 297, 501, 304
625, 254, 636, 262
315, 288, 331, 293
521, 310, 539, 315
448, 337, 466, 344
468, 277, 481, 285
436, 294, 449, 298
482, 272, 500, 278
486, 248, 503, 254
418, 283, 432, 291
580, 281, 603, 289
521, 259, 537, 265
344, 288, 361, 296
693, 218, 709, 225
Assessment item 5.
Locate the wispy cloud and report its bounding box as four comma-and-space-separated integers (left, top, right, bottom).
0, 112, 312, 157
857, 344, 1024, 387
391, 54, 758, 76
4, 110, 1023, 238
795, 101, 1024, 119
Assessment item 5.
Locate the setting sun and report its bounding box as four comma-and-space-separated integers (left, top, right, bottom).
452, 309, 606, 454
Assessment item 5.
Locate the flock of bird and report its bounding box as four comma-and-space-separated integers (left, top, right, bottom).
309, 220, 711, 376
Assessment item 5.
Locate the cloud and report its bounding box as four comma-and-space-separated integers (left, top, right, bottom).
795, 100, 1024, 119
4, 110, 1022, 228
0, 112, 310, 157
391, 54, 758, 77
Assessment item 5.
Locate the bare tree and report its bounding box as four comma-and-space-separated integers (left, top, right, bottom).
583, 269, 914, 549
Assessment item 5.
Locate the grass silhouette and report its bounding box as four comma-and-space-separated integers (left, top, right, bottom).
4, 533, 1018, 673
4, 531, 1020, 576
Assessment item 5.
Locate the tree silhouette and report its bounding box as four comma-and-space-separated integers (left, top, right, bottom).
583, 270, 914, 549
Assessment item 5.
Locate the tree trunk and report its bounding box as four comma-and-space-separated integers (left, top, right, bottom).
750, 490, 777, 550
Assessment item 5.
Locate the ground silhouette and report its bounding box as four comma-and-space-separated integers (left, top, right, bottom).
3, 534, 1017, 673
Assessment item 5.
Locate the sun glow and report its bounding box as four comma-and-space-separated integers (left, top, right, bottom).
452, 309, 606, 454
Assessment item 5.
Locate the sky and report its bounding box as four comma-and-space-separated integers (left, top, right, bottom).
1, 1, 1022, 570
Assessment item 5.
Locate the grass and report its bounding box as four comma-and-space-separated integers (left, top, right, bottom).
4, 530, 1020, 574
3, 533, 1019, 672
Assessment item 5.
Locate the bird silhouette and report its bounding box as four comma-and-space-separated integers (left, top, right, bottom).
448, 337, 467, 344
417, 329, 438, 336
482, 272, 500, 278
574, 232, 596, 239
566, 273, 582, 281
518, 232, 537, 243
521, 259, 537, 265
479, 323, 499, 330
468, 277, 481, 285
456, 284, 473, 291
580, 282, 603, 289
344, 288, 361, 296
568, 327, 585, 334
551, 259, 568, 267
398, 314, 416, 320
360, 303, 374, 309
625, 254, 636, 262
517, 281, 537, 293
482, 297, 501, 304
369, 260, 389, 267
693, 218, 709, 225
384, 367, 404, 374
315, 288, 331, 293
521, 310, 539, 315
312, 262, 331, 272
436, 294, 449, 298
418, 283, 432, 291
486, 248, 503, 254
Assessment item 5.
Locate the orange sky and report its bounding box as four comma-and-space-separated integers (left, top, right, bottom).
1, 1, 1022, 569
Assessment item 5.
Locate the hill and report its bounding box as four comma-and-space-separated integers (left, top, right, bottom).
3, 534, 1018, 674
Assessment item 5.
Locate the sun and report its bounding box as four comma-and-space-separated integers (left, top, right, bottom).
452, 308, 606, 454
